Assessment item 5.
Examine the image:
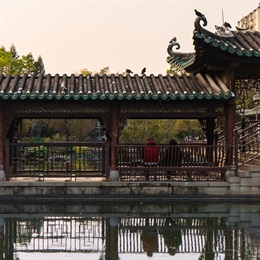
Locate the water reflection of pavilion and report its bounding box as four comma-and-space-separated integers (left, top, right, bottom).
1, 216, 260, 259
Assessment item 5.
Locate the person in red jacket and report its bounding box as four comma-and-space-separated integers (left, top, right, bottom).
144, 138, 159, 180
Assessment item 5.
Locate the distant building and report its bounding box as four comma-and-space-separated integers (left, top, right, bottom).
237, 3, 260, 31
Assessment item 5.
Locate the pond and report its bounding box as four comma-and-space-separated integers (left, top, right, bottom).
0, 202, 260, 259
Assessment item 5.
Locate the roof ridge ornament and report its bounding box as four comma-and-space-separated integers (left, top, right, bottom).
215, 22, 234, 36
167, 37, 180, 56
194, 9, 207, 29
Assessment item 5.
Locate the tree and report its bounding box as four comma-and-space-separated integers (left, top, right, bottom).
8, 44, 24, 75
119, 119, 205, 144
21, 53, 35, 75
0, 44, 45, 76
22, 119, 96, 141
48, 119, 95, 141
33, 56, 45, 75
0, 47, 11, 74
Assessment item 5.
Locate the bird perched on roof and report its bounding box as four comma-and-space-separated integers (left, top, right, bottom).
169, 37, 177, 43
224, 22, 232, 29
126, 69, 133, 74
60, 81, 67, 91
141, 67, 146, 75
215, 25, 222, 31
215, 25, 226, 35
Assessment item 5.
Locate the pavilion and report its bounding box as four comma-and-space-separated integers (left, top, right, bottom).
0, 10, 259, 181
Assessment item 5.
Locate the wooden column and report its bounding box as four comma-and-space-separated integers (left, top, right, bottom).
206, 118, 215, 145
0, 106, 4, 170
222, 69, 235, 146
110, 104, 120, 170
226, 98, 235, 146
206, 117, 215, 163
226, 97, 236, 165
223, 69, 236, 166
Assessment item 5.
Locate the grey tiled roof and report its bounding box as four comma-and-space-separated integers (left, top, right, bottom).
194, 27, 260, 58
167, 11, 260, 72
0, 73, 233, 101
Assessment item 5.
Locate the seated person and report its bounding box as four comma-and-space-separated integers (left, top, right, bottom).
161, 139, 182, 180
144, 138, 159, 180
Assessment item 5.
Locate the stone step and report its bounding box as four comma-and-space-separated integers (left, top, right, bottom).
238, 170, 251, 178
252, 158, 260, 166
240, 164, 260, 172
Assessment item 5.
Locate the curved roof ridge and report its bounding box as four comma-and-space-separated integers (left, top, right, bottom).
166, 37, 195, 69
193, 11, 260, 57
167, 10, 260, 73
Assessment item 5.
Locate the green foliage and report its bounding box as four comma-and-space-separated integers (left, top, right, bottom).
22, 119, 96, 141
45, 133, 66, 142
28, 119, 56, 139
79, 66, 110, 76
33, 56, 45, 75
80, 68, 92, 76
74, 146, 88, 154
0, 44, 45, 76
120, 119, 205, 144
23, 145, 48, 158
0, 46, 22, 75
174, 120, 204, 140
98, 66, 110, 76
166, 64, 186, 76
22, 53, 35, 74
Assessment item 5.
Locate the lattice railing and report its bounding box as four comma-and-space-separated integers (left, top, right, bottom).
5, 141, 109, 180
234, 121, 260, 167
116, 144, 231, 181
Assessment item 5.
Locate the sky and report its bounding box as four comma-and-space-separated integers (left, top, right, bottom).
0, 0, 259, 76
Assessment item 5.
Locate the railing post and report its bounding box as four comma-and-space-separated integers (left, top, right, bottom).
241, 118, 246, 153
234, 130, 238, 173
105, 141, 110, 180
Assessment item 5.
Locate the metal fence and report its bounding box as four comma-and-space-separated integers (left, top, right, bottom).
234, 121, 260, 167
4, 141, 233, 181
5, 141, 109, 180
116, 144, 232, 181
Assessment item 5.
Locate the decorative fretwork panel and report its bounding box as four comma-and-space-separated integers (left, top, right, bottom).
234, 72, 260, 90
3, 100, 226, 119
4, 101, 111, 118
234, 72, 260, 118
120, 101, 225, 117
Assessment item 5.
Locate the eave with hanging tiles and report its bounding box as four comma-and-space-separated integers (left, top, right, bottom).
0, 73, 233, 102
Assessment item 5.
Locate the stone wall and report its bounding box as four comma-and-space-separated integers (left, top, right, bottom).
0, 172, 259, 200
227, 170, 260, 195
